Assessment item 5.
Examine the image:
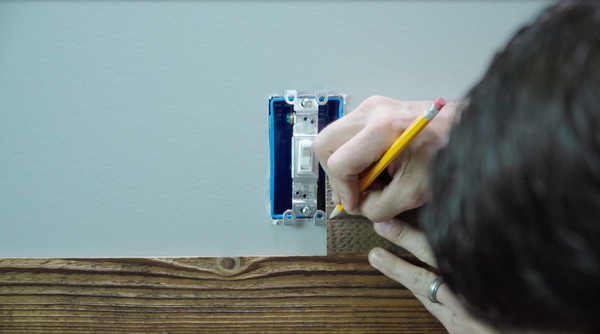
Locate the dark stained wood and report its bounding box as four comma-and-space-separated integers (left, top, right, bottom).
0, 256, 446, 333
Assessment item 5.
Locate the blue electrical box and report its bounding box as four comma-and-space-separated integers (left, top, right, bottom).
269, 91, 344, 226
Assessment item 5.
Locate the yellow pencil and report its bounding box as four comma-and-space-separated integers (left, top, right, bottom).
329, 98, 447, 219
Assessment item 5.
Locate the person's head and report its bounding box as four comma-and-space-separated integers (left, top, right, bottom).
421, 1, 600, 333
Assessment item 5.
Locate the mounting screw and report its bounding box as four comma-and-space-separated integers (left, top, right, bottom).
301, 206, 311, 215
301, 98, 312, 108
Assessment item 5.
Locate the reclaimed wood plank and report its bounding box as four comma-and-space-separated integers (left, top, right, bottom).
0, 256, 445, 333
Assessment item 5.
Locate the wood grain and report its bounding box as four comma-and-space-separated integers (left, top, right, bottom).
0, 256, 446, 333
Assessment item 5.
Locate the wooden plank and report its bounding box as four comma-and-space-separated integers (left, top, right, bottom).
0, 256, 446, 333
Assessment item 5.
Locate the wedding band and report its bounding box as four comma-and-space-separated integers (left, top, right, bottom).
428, 276, 445, 304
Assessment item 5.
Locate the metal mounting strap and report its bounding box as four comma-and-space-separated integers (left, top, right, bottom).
283, 90, 328, 226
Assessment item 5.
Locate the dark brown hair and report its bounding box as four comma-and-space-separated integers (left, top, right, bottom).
422, 1, 600, 332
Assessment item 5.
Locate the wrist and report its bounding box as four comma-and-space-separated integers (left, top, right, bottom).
444, 99, 465, 125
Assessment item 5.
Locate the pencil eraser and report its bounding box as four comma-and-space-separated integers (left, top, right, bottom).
434, 98, 446, 110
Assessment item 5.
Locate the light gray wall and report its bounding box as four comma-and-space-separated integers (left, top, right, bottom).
0, 1, 554, 257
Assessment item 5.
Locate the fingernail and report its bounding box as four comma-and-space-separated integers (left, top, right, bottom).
369, 250, 384, 268
341, 199, 349, 210
374, 220, 391, 235
332, 192, 339, 205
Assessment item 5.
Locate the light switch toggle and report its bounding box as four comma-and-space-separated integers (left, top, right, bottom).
298, 140, 313, 174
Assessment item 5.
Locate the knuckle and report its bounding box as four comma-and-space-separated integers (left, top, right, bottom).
362, 95, 387, 108
368, 118, 392, 137
326, 154, 344, 176
362, 200, 390, 223
312, 134, 324, 153
408, 268, 428, 292
381, 112, 405, 135
365, 114, 405, 144
418, 242, 433, 262
384, 256, 400, 276
448, 314, 465, 334
366, 210, 388, 224
356, 95, 391, 115
312, 137, 330, 165
393, 223, 410, 246
399, 183, 426, 211
312, 142, 325, 163
404, 196, 422, 211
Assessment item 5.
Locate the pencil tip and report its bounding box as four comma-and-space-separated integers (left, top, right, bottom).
329, 206, 343, 219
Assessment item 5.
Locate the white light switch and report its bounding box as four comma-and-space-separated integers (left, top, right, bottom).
298, 140, 313, 174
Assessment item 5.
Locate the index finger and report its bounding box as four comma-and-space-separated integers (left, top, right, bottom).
369, 248, 461, 320
374, 218, 438, 268
325, 119, 404, 212
313, 111, 370, 206
313, 117, 366, 171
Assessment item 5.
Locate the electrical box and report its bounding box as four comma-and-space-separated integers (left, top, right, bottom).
269, 90, 345, 226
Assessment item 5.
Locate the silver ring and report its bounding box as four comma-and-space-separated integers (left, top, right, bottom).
428, 276, 445, 304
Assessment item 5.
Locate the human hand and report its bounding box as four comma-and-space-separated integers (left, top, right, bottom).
313, 96, 456, 222
369, 218, 500, 334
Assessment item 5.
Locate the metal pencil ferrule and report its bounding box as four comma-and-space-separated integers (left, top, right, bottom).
423, 105, 440, 121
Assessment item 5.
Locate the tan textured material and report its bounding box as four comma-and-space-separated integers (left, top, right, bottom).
325, 177, 420, 256
326, 209, 420, 256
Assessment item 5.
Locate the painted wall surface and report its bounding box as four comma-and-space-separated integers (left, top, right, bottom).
0, 1, 554, 257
